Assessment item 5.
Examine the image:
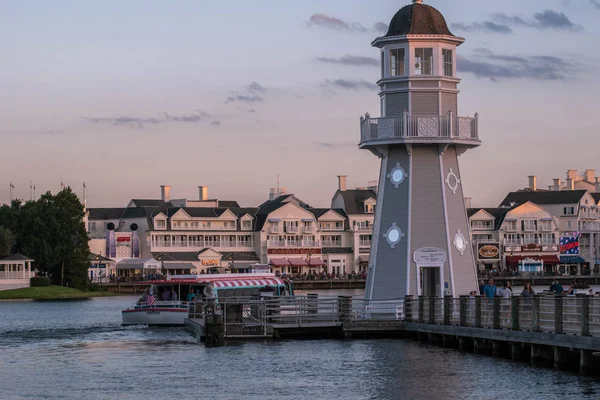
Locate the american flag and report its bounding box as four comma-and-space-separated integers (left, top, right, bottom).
148, 293, 155, 306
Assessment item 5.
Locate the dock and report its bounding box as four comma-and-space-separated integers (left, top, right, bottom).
185, 294, 600, 373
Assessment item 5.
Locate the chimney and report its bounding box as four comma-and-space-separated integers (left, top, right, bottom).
553, 178, 562, 191
586, 169, 595, 182
464, 197, 472, 208
566, 178, 575, 191
548, 186, 553, 191
595, 178, 600, 193
528, 176, 537, 191
567, 169, 578, 180
338, 175, 347, 192
199, 186, 209, 201
160, 185, 171, 202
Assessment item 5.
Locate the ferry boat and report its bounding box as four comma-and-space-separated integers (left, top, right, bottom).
121, 273, 293, 326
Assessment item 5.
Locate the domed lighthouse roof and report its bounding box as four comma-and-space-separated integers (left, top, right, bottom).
384, 0, 454, 37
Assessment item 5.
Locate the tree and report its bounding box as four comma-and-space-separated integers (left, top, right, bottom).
3, 188, 90, 289
0, 226, 15, 258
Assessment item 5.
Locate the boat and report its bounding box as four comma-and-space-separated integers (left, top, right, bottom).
121, 273, 293, 326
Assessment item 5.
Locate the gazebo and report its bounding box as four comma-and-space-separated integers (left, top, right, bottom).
0, 253, 35, 280
88, 253, 115, 283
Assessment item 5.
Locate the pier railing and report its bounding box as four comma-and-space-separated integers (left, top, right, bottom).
403, 295, 600, 337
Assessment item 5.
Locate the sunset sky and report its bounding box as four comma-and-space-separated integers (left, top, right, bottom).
1, 0, 599, 208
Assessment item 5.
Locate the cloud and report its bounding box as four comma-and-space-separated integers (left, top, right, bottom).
322, 79, 378, 91
316, 55, 379, 67
592, 0, 600, 10
454, 10, 582, 34
457, 48, 575, 81
307, 13, 388, 34
373, 22, 389, 34
32, 129, 66, 136
225, 93, 264, 104
451, 22, 513, 34
307, 13, 367, 32
248, 82, 267, 94
83, 110, 219, 128
82, 116, 162, 128
210, 121, 221, 127
312, 141, 355, 149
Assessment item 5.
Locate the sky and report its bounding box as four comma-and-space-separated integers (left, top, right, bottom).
1, 0, 599, 208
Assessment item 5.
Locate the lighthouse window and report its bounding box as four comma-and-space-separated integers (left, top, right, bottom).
443, 49, 453, 76
390, 48, 405, 76
415, 48, 433, 75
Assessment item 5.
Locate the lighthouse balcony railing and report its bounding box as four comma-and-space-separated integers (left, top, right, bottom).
359, 112, 479, 143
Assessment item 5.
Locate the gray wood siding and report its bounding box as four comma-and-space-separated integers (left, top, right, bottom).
385, 93, 409, 118
442, 147, 479, 296
367, 146, 411, 300
441, 93, 457, 115
441, 81, 457, 89
386, 82, 409, 90
409, 145, 449, 295
411, 81, 438, 88
411, 92, 439, 116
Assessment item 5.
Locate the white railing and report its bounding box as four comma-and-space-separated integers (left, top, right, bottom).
286, 226, 299, 233
303, 226, 315, 234
267, 240, 321, 248
322, 241, 343, 247
172, 226, 237, 231
359, 241, 372, 247
360, 112, 479, 143
0, 271, 35, 279
354, 226, 373, 232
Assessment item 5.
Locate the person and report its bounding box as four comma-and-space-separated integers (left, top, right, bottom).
501, 281, 512, 299
549, 279, 564, 295
141, 288, 149, 302
478, 280, 485, 296
171, 288, 178, 301
521, 282, 535, 298
186, 289, 196, 302
483, 278, 497, 298
162, 288, 171, 301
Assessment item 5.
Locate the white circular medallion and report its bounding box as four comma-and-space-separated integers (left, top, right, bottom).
384, 223, 405, 249
453, 230, 468, 256
387, 163, 408, 188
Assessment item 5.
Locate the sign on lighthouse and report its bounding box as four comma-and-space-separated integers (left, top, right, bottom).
362, 0, 481, 300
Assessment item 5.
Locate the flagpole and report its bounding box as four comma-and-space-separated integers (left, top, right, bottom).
83, 182, 86, 207
30, 181, 32, 201
33, 184, 36, 199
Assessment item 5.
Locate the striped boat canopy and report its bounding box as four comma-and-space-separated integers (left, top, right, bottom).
212, 278, 284, 288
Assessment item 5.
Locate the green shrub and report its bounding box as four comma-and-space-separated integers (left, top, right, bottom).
30, 276, 50, 287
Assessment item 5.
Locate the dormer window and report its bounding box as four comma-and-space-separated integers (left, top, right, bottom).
156, 220, 166, 229
442, 49, 453, 77
365, 204, 375, 213
415, 48, 433, 75
242, 220, 252, 230
390, 48, 405, 76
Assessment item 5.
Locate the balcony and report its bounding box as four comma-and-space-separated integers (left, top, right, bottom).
322, 241, 343, 247
268, 240, 321, 248
285, 226, 299, 233
359, 241, 372, 247
354, 226, 373, 232
581, 222, 600, 233
359, 112, 480, 148
269, 226, 281, 234
303, 226, 315, 234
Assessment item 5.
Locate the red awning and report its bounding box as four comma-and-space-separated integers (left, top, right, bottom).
308, 258, 326, 267
213, 278, 284, 288
269, 258, 291, 267
506, 255, 560, 265
288, 257, 308, 267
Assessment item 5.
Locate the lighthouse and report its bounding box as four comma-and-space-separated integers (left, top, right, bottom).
363, 0, 480, 300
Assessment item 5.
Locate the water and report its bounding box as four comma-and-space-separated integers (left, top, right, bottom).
1, 292, 600, 400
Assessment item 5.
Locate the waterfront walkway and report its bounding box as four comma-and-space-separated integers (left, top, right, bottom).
186, 294, 600, 373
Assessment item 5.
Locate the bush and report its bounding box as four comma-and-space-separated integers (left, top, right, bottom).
30, 276, 50, 287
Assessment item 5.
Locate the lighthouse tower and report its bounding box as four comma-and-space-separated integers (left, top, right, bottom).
363, 0, 480, 300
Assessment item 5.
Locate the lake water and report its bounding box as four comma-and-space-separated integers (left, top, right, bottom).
1, 290, 600, 400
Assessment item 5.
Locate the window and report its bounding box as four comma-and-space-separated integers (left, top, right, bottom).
505, 234, 519, 244
242, 220, 252, 230
365, 204, 375, 213
191, 222, 199, 229
522, 220, 538, 231
156, 220, 166, 229
564, 207, 575, 215
390, 48, 405, 76
442, 49, 453, 76
541, 220, 552, 231
506, 221, 517, 231
323, 235, 342, 247
470, 220, 492, 229
523, 233, 537, 244
359, 235, 372, 246
415, 48, 433, 75
285, 221, 299, 233
381, 51, 385, 78
541, 233, 555, 245
303, 235, 316, 246
88, 222, 96, 232
201, 221, 211, 229
238, 235, 252, 247
224, 221, 236, 230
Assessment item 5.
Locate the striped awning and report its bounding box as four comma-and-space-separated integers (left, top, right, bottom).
270, 258, 291, 267
213, 278, 284, 288
307, 257, 326, 267
289, 257, 308, 267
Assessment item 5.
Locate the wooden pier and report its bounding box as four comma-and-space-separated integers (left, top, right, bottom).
185, 294, 600, 373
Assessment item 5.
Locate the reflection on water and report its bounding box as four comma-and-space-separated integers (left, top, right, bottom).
1, 291, 599, 400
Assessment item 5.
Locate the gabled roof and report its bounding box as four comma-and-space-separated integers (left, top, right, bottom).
467, 207, 517, 230
336, 189, 377, 215
219, 251, 260, 262
88, 208, 126, 220
88, 253, 114, 263
499, 190, 587, 208
254, 195, 312, 231
151, 252, 200, 262
0, 253, 33, 262
308, 208, 348, 220
130, 199, 172, 208
592, 193, 600, 204
218, 200, 240, 208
